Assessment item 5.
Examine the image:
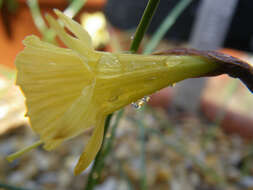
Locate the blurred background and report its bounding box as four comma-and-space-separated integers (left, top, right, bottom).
1, 0, 253, 189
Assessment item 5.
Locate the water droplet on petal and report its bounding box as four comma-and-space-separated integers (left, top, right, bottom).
131, 96, 150, 109
142, 96, 150, 102
131, 102, 140, 109
98, 54, 121, 73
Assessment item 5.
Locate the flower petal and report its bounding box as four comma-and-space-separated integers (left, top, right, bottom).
45, 13, 98, 61
15, 35, 95, 148
74, 116, 106, 175
43, 82, 97, 149
54, 9, 93, 49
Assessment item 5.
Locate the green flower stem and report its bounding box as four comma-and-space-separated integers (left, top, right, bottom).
144, 0, 193, 54
27, 0, 48, 34
0, 183, 35, 190
27, 0, 56, 43
64, 0, 87, 18
130, 0, 160, 53
117, 160, 135, 190
102, 110, 124, 157
136, 107, 147, 190
85, 0, 160, 189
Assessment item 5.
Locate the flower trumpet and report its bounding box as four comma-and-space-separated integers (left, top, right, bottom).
8, 10, 253, 175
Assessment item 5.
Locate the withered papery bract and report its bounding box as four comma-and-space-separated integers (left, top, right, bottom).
12, 10, 221, 175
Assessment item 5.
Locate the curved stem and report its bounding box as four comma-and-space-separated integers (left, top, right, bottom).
137, 107, 147, 190
27, 0, 48, 34
64, 0, 87, 18
143, 0, 192, 54
130, 0, 160, 53
27, 0, 56, 43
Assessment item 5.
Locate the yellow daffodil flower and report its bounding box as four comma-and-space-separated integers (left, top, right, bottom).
8, 9, 231, 175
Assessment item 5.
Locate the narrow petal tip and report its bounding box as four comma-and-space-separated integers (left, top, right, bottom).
73, 116, 106, 175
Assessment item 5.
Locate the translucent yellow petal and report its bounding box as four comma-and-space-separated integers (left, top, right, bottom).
54, 9, 93, 49
74, 116, 106, 175
23, 35, 61, 51
45, 14, 97, 61
15, 36, 95, 148
42, 82, 96, 146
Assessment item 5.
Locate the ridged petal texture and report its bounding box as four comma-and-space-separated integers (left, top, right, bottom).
15, 10, 106, 174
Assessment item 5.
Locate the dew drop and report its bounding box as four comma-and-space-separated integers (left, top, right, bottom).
98, 54, 121, 72
131, 102, 142, 109
142, 96, 150, 102
131, 96, 150, 109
